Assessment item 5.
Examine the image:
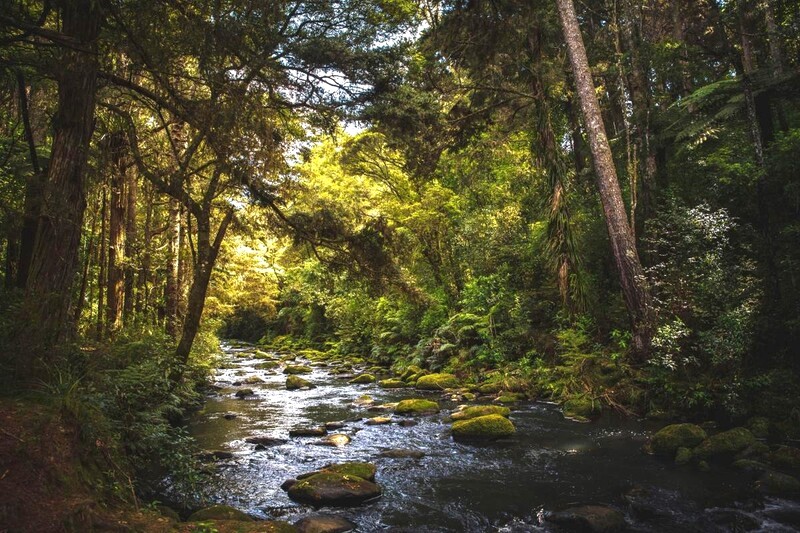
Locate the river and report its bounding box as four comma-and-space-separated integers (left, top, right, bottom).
181, 342, 800, 531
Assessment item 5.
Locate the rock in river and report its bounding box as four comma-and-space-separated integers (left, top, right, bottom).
415, 373, 459, 390
235, 388, 255, 399
188, 504, 254, 522
287, 375, 314, 390
294, 514, 357, 533
348, 374, 376, 384
290, 427, 328, 437
287, 472, 381, 507
546, 505, 626, 532
451, 414, 515, 441
314, 434, 351, 447
246, 436, 288, 447
693, 427, 756, 462
650, 423, 707, 456
450, 405, 510, 421
394, 398, 439, 415
284, 365, 313, 375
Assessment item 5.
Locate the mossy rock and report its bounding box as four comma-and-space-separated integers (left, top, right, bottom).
253, 350, 277, 360
450, 405, 510, 421
562, 397, 600, 420
756, 471, 800, 496
415, 373, 459, 390
547, 505, 625, 533
693, 427, 756, 461
399, 365, 424, 382
675, 447, 694, 465
284, 365, 313, 374
477, 381, 503, 394
294, 514, 356, 533
177, 520, 297, 532
235, 388, 255, 399
768, 445, 800, 471
322, 462, 377, 481
451, 414, 516, 441
287, 472, 381, 507
188, 504, 254, 522
256, 361, 280, 370
348, 374, 376, 384
733, 459, 772, 474
651, 424, 707, 456
495, 393, 524, 404
243, 376, 264, 384
394, 398, 439, 415
287, 375, 314, 390
378, 378, 409, 389
746, 416, 770, 439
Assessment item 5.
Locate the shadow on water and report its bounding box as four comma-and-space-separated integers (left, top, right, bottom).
173, 343, 800, 532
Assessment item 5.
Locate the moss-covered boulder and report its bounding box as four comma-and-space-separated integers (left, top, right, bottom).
746, 416, 770, 439
256, 361, 280, 370
477, 381, 503, 394
234, 388, 255, 399
287, 473, 381, 507
322, 462, 377, 481
399, 365, 423, 382
415, 373, 459, 390
450, 405, 510, 421
451, 414, 515, 441
394, 398, 439, 415
675, 447, 694, 465
768, 445, 800, 471
495, 393, 524, 404
294, 514, 356, 533
287, 375, 314, 390
651, 424, 707, 456
756, 471, 800, 496
188, 504, 254, 522
547, 505, 625, 532
365, 416, 392, 425
378, 378, 409, 389
284, 365, 313, 374
562, 396, 601, 420
693, 427, 756, 461
176, 520, 297, 533
348, 374, 376, 384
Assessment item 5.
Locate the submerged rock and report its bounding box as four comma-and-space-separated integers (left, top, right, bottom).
294, 514, 356, 533
287, 473, 381, 507
451, 414, 515, 441
188, 504, 254, 522
394, 399, 439, 415
693, 427, 755, 461
450, 405, 510, 421
287, 375, 314, 390
415, 373, 459, 390
235, 388, 255, 399
650, 424, 707, 456
348, 374, 376, 384
547, 505, 626, 532
284, 365, 313, 374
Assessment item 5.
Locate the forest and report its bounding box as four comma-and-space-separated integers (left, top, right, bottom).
1, 0, 799, 531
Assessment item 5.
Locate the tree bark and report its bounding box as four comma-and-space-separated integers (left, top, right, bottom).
106, 132, 127, 337
165, 198, 181, 337
556, 0, 655, 356
23, 0, 102, 347
123, 167, 137, 320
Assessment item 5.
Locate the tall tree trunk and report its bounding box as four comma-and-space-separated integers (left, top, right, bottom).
4, 227, 19, 289
173, 209, 233, 373
73, 202, 98, 325
96, 184, 107, 339
556, 0, 655, 356
123, 168, 137, 320
136, 183, 154, 317
106, 132, 127, 337
23, 0, 101, 348
165, 198, 181, 337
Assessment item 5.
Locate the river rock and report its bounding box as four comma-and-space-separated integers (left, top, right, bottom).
365, 416, 392, 425
188, 504, 254, 522
377, 449, 425, 459
476, 381, 503, 394
451, 414, 515, 441
415, 373, 459, 390
495, 393, 525, 404
246, 436, 288, 447
223, 413, 238, 420
349, 374, 376, 384
547, 505, 626, 532
235, 388, 255, 398
768, 445, 800, 471
294, 514, 357, 533
450, 405, 510, 421
196, 450, 234, 462
746, 416, 770, 439
315, 434, 351, 447
394, 398, 439, 415
284, 365, 313, 374
378, 378, 409, 389
396, 419, 417, 427
352, 395, 374, 406
323, 462, 377, 481
256, 361, 280, 370
287, 473, 381, 507
562, 396, 600, 420
287, 375, 314, 390
325, 421, 347, 430
693, 427, 755, 462
290, 427, 328, 437
756, 470, 800, 496
650, 423, 707, 456
399, 365, 424, 382
243, 375, 264, 384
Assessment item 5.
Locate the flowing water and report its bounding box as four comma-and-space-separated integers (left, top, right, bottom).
182, 343, 800, 531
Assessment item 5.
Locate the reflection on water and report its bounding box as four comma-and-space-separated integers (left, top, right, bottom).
181, 343, 800, 532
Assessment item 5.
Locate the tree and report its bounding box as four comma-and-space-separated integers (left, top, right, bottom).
555, 0, 654, 356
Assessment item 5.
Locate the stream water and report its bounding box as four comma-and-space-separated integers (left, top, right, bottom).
182, 343, 800, 531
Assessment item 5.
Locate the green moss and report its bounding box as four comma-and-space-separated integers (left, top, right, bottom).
675, 447, 693, 465
746, 416, 770, 439
450, 405, 510, 421
562, 396, 600, 419
415, 373, 459, 390
757, 471, 800, 495
477, 382, 503, 394
286, 375, 313, 390
394, 398, 439, 415
768, 445, 800, 471
399, 365, 423, 382
451, 414, 515, 440
496, 393, 524, 404
348, 374, 376, 384
693, 427, 756, 460
188, 504, 254, 522
287, 472, 381, 506
322, 462, 377, 481
651, 424, 707, 456
283, 365, 313, 375
255, 361, 280, 370
378, 378, 409, 389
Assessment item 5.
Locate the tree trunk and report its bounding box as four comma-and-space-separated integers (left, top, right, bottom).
96, 184, 107, 339
124, 168, 137, 321
165, 198, 181, 337
556, 0, 655, 356
4, 228, 19, 289
137, 183, 154, 317
106, 132, 127, 337
173, 209, 233, 373
23, 0, 101, 347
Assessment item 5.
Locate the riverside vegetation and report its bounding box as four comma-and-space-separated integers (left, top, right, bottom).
1, 0, 800, 530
